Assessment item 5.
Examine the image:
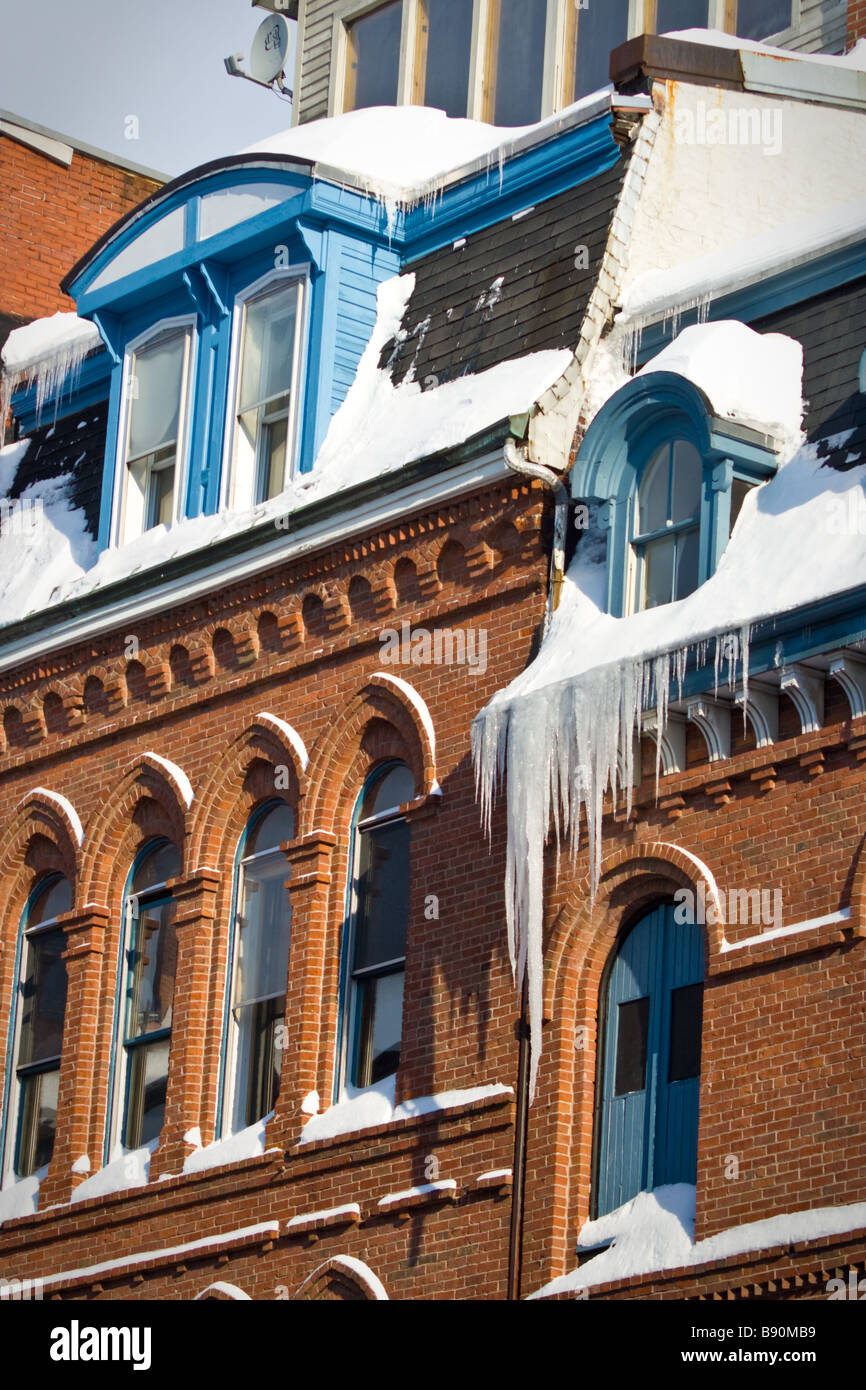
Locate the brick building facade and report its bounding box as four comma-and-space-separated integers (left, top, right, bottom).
0, 17, 865, 1306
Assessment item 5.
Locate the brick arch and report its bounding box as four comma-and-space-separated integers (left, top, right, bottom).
302, 673, 437, 835
0, 789, 82, 929
78, 755, 190, 905
292, 1255, 388, 1301
544, 840, 724, 1019
523, 842, 723, 1280
194, 1282, 252, 1301
189, 714, 308, 870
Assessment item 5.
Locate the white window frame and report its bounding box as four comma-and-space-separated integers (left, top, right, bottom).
1, 886, 68, 1189
112, 315, 196, 548
221, 266, 309, 513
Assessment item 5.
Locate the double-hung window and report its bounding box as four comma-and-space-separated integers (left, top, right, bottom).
224, 802, 293, 1133
230, 276, 304, 508
117, 841, 181, 1150
341, 763, 414, 1090
631, 440, 702, 611
118, 323, 193, 543
4, 876, 71, 1180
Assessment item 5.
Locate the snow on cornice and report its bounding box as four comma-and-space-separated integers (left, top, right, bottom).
664, 29, 866, 72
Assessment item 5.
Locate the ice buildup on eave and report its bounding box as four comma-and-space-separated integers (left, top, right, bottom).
1, 313, 102, 444
472, 320, 866, 1097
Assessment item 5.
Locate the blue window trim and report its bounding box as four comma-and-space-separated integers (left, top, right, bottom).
0, 873, 66, 1187
334, 759, 408, 1102
215, 798, 293, 1140
104, 838, 176, 1165
572, 372, 780, 617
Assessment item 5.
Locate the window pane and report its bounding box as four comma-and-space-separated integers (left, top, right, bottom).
345, 1, 402, 110
127, 899, 177, 1039
353, 819, 411, 970
18, 927, 67, 1066
125, 1037, 170, 1147
17, 1067, 59, 1175
638, 444, 670, 536
235, 858, 291, 1007
669, 982, 703, 1082
614, 996, 649, 1096
145, 457, 175, 530
490, 0, 547, 126
730, 477, 754, 535
28, 876, 71, 927
419, 0, 473, 117
642, 534, 675, 609
132, 841, 181, 894
258, 404, 289, 503
736, 0, 790, 39
246, 801, 294, 858
362, 763, 415, 819
239, 285, 299, 414
671, 440, 702, 521
128, 333, 186, 460
674, 526, 700, 601
357, 969, 404, 1085
573, 0, 629, 100
235, 997, 282, 1125
655, 0, 710, 33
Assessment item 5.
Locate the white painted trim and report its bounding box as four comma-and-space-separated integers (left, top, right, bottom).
720, 907, 850, 953
0, 120, 72, 166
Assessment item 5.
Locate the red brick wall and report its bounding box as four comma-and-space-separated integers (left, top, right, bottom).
848, 0, 866, 47
0, 129, 161, 323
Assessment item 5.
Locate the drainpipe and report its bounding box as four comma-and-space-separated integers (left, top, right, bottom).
502, 437, 568, 1301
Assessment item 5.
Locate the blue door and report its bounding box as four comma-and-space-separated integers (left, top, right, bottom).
595, 902, 704, 1217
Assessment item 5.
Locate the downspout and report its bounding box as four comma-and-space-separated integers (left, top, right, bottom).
503, 436, 568, 636
502, 436, 568, 1301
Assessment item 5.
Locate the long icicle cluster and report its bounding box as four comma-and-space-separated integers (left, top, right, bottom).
472, 624, 751, 1099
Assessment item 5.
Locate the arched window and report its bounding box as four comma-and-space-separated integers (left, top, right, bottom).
222, 801, 293, 1133
594, 902, 704, 1218
114, 840, 181, 1151
339, 763, 414, 1091
3, 876, 71, 1179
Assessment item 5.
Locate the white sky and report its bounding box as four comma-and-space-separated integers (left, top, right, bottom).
0, 1, 297, 178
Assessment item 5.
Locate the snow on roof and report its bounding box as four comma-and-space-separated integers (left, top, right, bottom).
0, 275, 569, 630
530, 1183, 866, 1297
239, 95, 611, 211
618, 197, 866, 330
665, 29, 866, 72
637, 321, 802, 444
472, 321, 866, 1097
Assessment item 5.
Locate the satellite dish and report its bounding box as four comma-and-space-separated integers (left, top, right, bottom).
248, 13, 290, 84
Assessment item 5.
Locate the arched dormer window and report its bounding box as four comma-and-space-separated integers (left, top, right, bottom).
594, 901, 704, 1218
2, 875, 71, 1181
572, 372, 779, 618
339, 762, 414, 1092
221, 800, 294, 1134
112, 840, 181, 1153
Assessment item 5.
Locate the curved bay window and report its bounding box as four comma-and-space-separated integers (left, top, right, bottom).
340, 763, 414, 1091
224, 801, 293, 1133
3, 876, 71, 1179
594, 902, 704, 1218
116, 840, 181, 1150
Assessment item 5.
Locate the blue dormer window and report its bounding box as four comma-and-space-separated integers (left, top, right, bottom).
226, 271, 306, 509
572, 372, 779, 618
116, 318, 195, 544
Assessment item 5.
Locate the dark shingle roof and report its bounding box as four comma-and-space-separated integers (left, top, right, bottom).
5, 401, 107, 538
381, 158, 625, 389
752, 277, 866, 471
